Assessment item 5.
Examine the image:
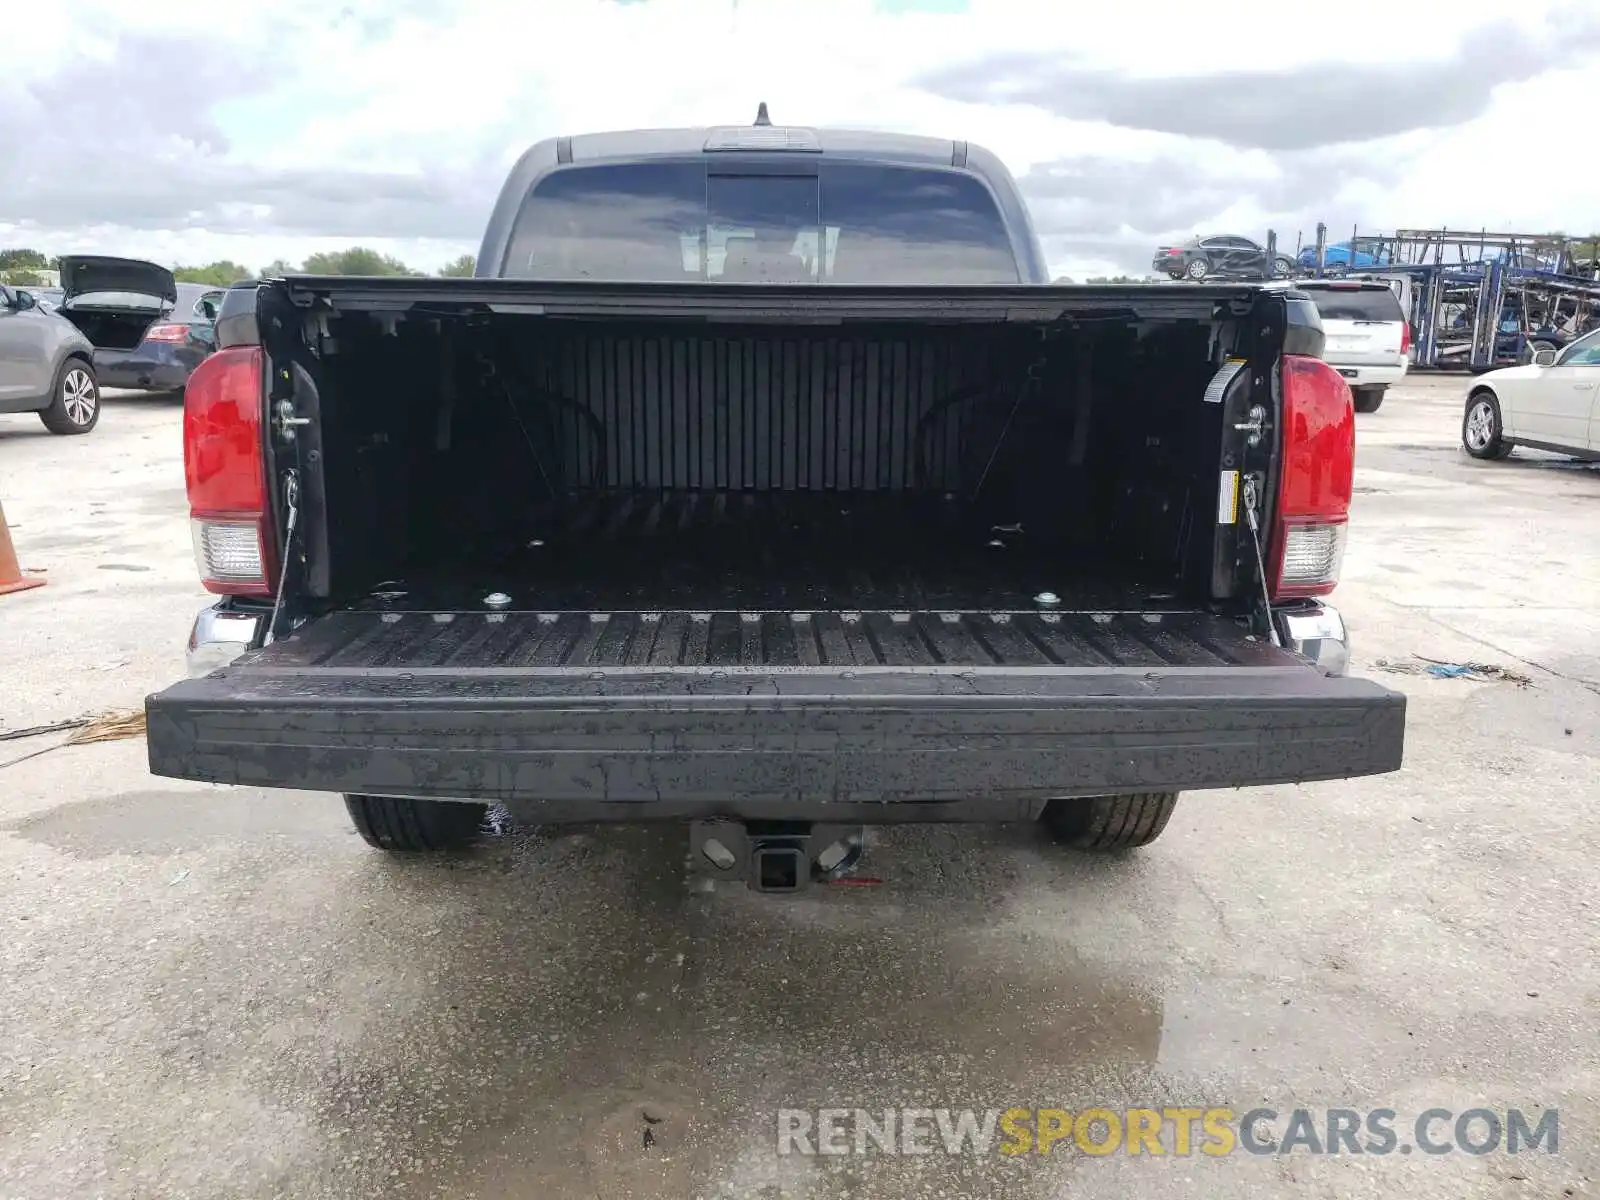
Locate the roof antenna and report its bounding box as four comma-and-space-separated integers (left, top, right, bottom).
753, 102, 771, 127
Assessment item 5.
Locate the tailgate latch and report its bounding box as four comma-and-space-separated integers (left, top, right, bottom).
1233, 404, 1267, 447
272, 399, 311, 442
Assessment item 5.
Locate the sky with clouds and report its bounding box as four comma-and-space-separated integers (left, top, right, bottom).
3, 0, 1597, 279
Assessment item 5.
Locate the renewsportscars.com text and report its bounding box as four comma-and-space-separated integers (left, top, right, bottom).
776, 1107, 1559, 1158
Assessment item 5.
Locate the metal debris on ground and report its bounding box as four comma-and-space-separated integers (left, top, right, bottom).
1373, 657, 1534, 687
0, 717, 93, 743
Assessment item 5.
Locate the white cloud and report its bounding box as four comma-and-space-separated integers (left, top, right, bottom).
3, 0, 1598, 278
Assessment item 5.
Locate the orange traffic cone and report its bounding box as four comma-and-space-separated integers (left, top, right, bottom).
0, 499, 46, 596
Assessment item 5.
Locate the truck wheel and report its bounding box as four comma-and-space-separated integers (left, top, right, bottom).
1352, 386, 1385, 413
1042, 792, 1179, 851
1184, 258, 1209, 281
1462, 390, 1513, 460
344, 795, 487, 852
39, 359, 100, 435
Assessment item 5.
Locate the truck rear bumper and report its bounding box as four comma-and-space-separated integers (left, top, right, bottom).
186, 603, 267, 676
152, 603, 1403, 810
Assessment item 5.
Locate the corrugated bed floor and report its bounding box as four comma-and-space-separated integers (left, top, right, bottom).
256, 608, 1281, 671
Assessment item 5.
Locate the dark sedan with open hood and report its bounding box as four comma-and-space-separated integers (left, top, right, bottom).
55, 256, 224, 393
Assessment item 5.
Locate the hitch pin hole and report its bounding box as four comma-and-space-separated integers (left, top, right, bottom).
701, 838, 737, 871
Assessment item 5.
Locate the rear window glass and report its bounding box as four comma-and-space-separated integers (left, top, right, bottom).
65, 291, 169, 309
1301, 285, 1405, 322
501, 160, 1020, 284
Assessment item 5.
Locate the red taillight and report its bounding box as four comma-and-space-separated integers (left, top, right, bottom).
1399, 322, 1412, 355
183, 346, 274, 597
1269, 355, 1354, 601
145, 323, 189, 343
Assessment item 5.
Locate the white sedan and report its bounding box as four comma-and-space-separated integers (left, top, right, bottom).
1462, 328, 1600, 461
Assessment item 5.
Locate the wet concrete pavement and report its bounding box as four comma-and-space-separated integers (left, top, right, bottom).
2, 379, 1598, 1198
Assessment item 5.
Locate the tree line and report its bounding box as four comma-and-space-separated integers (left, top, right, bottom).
0, 247, 476, 288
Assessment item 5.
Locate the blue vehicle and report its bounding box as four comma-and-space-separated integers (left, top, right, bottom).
54, 258, 224, 394
1298, 240, 1392, 274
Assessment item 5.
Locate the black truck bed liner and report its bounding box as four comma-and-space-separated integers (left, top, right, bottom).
146, 606, 1406, 811
372, 490, 1191, 615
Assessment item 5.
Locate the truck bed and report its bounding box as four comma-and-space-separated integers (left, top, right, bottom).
348, 489, 1197, 618
145, 275, 1404, 815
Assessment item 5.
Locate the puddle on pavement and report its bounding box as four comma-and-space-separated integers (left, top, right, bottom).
11, 807, 1462, 1197
268, 821, 1174, 1199
5, 788, 343, 856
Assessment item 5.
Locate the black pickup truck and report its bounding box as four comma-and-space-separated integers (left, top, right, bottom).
145, 115, 1405, 891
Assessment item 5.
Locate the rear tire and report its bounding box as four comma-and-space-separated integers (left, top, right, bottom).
1184, 258, 1209, 281
1042, 792, 1179, 851
1352, 386, 1385, 413
344, 795, 487, 852
38, 359, 100, 435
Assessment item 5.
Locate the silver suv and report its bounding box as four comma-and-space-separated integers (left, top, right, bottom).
0, 283, 100, 434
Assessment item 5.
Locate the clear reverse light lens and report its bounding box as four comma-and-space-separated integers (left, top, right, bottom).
1281, 523, 1346, 585
192, 519, 263, 584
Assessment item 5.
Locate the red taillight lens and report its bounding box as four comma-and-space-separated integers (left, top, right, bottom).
1400, 322, 1412, 355
183, 346, 273, 596
144, 323, 190, 343
1270, 355, 1354, 601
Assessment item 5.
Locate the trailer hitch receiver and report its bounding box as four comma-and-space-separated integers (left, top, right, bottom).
691, 821, 866, 893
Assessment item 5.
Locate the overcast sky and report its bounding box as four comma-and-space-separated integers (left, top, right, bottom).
3, 0, 1597, 278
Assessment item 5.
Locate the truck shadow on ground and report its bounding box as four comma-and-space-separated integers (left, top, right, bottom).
311, 822, 1169, 1199
5, 791, 1170, 1198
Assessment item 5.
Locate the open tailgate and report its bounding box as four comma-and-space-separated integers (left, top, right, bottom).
146, 607, 1405, 805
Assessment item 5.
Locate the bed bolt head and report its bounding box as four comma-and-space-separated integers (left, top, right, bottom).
1034, 591, 1061, 607
483, 592, 512, 609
